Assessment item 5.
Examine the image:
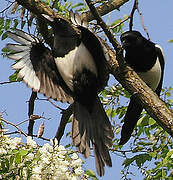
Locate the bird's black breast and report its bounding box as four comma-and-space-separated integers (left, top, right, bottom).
125, 42, 157, 72
53, 34, 81, 58
73, 68, 98, 109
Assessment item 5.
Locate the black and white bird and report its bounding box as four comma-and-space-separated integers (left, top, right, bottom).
120, 30, 165, 145
5, 13, 114, 176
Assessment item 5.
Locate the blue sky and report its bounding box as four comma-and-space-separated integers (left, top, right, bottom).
0, 0, 173, 179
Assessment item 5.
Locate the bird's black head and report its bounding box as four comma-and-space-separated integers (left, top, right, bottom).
120, 31, 145, 51
42, 14, 77, 37
42, 14, 80, 57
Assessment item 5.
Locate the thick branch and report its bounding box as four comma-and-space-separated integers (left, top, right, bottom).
83, 0, 130, 22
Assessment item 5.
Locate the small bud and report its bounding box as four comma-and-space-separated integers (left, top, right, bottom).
37, 122, 44, 138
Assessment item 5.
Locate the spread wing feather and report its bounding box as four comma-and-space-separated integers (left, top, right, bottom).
6, 29, 73, 103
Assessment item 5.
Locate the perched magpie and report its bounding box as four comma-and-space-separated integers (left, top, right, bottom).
5, 12, 114, 176
119, 30, 165, 145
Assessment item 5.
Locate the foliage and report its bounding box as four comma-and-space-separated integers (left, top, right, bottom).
0, 128, 89, 180
101, 85, 173, 179
0, 0, 173, 179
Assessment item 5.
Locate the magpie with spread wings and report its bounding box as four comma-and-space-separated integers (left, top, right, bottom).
5, 12, 114, 176
120, 31, 165, 145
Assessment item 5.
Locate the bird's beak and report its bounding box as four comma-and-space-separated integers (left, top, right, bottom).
42, 14, 54, 22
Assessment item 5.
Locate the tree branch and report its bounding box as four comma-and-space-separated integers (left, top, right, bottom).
55, 103, 74, 143
83, 0, 130, 22
28, 91, 37, 136
1, 117, 28, 137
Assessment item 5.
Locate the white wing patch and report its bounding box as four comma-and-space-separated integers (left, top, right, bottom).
12, 51, 41, 91
6, 30, 41, 92
55, 42, 97, 90
155, 44, 165, 61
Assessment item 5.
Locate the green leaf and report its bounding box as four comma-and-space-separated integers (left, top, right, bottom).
46, 0, 51, 5
149, 152, 157, 158
71, 2, 85, 9
5, 19, 11, 30
85, 169, 98, 179
1, 32, 7, 40
168, 39, 173, 43
148, 118, 156, 126
9, 156, 14, 166
165, 150, 173, 159
19, 149, 29, 156
15, 153, 21, 164
123, 157, 135, 168
13, 19, 19, 29
137, 115, 149, 126
9, 71, 22, 82
21, 20, 26, 29
135, 154, 152, 168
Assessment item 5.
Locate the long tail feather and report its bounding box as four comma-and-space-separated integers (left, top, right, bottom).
72, 96, 113, 176
119, 95, 143, 145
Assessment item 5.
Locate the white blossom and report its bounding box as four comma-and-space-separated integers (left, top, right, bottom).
0, 131, 88, 180
75, 167, 84, 176
0, 148, 7, 155
26, 136, 37, 148
71, 158, 83, 167
71, 153, 78, 160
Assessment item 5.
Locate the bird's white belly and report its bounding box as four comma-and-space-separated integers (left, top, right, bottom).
137, 58, 161, 91
55, 42, 97, 90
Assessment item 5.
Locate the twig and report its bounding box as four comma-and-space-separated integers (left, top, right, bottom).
0, 81, 18, 85
51, 0, 57, 9
83, 0, 130, 22
32, 134, 50, 141
0, 1, 14, 13
1, 118, 28, 137
55, 103, 73, 143
136, 5, 150, 40
129, 0, 138, 31
47, 98, 65, 111
85, 0, 124, 68
4, 131, 19, 135
16, 114, 49, 126
4, 131, 50, 141
28, 91, 37, 136
111, 15, 130, 30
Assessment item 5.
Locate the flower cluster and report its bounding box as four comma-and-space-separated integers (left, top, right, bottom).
31, 138, 88, 180
0, 131, 88, 180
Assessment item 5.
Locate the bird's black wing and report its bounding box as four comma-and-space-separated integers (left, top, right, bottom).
155, 45, 165, 96
119, 95, 143, 145
6, 29, 73, 103
77, 26, 109, 92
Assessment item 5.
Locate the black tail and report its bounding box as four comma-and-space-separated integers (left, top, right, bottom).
72, 96, 113, 176
119, 95, 143, 145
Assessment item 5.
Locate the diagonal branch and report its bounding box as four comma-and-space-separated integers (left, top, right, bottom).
83, 0, 130, 22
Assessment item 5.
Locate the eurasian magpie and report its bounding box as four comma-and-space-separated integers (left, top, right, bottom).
5, 12, 114, 176
119, 30, 165, 145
